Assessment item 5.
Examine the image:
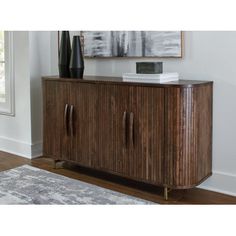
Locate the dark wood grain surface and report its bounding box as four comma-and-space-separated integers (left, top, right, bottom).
42, 76, 213, 88
43, 80, 71, 160
70, 83, 98, 167
164, 84, 213, 188
98, 84, 129, 174
42, 76, 213, 190
129, 86, 164, 184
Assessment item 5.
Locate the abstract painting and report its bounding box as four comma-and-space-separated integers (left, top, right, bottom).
82, 31, 182, 58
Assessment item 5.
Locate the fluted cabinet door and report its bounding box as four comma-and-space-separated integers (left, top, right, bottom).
129, 86, 165, 183
43, 81, 71, 160
98, 84, 130, 174
70, 83, 98, 167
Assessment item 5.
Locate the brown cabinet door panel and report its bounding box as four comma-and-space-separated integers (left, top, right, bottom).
129, 86, 165, 183
70, 83, 98, 167
98, 84, 129, 173
43, 81, 71, 159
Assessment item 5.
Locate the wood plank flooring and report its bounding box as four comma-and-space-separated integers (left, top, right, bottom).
0, 151, 236, 204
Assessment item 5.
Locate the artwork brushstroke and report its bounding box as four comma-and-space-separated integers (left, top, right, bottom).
83, 31, 182, 58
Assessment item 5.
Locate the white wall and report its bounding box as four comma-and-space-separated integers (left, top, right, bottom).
0, 32, 32, 157
0, 31, 54, 158
29, 31, 53, 157
52, 31, 236, 196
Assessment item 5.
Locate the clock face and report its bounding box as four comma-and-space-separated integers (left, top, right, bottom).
136, 62, 163, 74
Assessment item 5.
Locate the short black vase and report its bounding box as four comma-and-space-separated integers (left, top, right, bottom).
70, 36, 84, 79
58, 31, 71, 78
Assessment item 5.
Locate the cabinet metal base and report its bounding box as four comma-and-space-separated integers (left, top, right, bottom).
164, 187, 172, 201
53, 160, 62, 169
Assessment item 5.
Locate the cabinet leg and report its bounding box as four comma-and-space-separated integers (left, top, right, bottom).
53, 160, 60, 169
164, 187, 171, 201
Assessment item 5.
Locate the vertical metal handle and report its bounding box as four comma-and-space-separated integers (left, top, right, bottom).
69, 105, 74, 137
129, 112, 134, 148
64, 104, 69, 135
122, 111, 127, 148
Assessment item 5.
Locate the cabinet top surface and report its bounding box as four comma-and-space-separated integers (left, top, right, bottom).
42, 76, 213, 88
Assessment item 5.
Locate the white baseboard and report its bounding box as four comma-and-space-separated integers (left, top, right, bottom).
31, 141, 43, 158
0, 136, 42, 159
198, 171, 236, 197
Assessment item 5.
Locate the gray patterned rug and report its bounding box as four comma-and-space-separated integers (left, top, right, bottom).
0, 165, 153, 205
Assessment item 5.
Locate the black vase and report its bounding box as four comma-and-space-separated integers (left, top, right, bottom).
70, 36, 84, 79
58, 31, 71, 78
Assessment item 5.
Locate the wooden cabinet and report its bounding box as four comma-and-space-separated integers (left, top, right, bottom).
43, 76, 213, 196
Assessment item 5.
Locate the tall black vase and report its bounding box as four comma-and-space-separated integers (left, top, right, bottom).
58, 31, 71, 78
70, 36, 84, 79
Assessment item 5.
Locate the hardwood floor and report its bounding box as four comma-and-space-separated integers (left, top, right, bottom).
0, 151, 236, 204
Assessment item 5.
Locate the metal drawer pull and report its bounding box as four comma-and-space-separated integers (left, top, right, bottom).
64, 104, 69, 135
129, 112, 134, 147
122, 111, 127, 147
69, 105, 74, 137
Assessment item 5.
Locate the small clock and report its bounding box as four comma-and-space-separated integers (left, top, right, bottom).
136, 62, 163, 74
